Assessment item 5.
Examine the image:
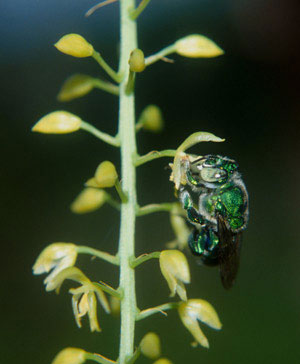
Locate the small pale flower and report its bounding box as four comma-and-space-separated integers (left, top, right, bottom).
58, 74, 94, 102
140, 332, 161, 359
178, 299, 222, 348
42, 265, 110, 331
32, 111, 82, 134
54, 34, 94, 58
33, 243, 77, 286
70, 281, 110, 332
72, 290, 100, 332
159, 250, 190, 301
175, 34, 224, 58
70, 188, 107, 214
51, 348, 86, 364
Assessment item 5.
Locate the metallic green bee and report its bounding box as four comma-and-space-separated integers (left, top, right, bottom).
178, 154, 249, 289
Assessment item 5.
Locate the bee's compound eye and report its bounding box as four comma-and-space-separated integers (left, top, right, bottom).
204, 158, 217, 167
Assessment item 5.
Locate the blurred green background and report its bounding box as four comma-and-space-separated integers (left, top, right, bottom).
1, 0, 300, 363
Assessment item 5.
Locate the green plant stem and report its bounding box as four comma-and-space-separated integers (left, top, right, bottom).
106, 193, 121, 210
125, 347, 141, 364
80, 121, 120, 146
136, 203, 175, 216
85, 352, 116, 364
145, 44, 176, 66
129, 251, 160, 268
117, 1, 138, 363
93, 78, 119, 95
136, 302, 180, 321
92, 51, 122, 83
125, 71, 135, 95
135, 149, 177, 166
129, 0, 151, 20
77, 246, 119, 265
115, 179, 129, 203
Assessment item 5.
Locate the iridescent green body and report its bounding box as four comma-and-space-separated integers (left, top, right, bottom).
178, 154, 249, 288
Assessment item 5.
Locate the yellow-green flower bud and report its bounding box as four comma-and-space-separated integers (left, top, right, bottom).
70, 188, 107, 214
54, 34, 94, 58
153, 359, 173, 364
140, 332, 161, 359
33, 243, 77, 286
129, 49, 146, 72
94, 161, 118, 187
109, 295, 121, 317
58, 74, 94, 102
175, 34, 224, 58
159, 250, 190, 301
178, 299, 222, 348
32, 111, 82, 134
51, 347, 86, 364
139, 105, 164, 133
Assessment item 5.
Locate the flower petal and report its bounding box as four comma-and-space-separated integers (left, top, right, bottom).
45, 266, 89, 292
87, 292, 101, 332
178, 302, 209, 348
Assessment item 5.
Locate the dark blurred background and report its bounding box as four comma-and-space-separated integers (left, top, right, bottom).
1, 0, 300, 363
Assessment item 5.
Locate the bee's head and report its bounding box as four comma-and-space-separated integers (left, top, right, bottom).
187, 155, 239, 188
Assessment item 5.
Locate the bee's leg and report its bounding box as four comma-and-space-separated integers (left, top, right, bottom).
188, 228, 206, 256
179, 188, 206, 225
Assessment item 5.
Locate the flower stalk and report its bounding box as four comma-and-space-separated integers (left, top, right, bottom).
76, 246, 119, 265
80, 121, 120, 146
134, 150, 177, 166
117, 1, 138, 362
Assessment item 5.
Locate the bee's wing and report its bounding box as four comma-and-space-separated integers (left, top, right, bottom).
217, 215, 242, 289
